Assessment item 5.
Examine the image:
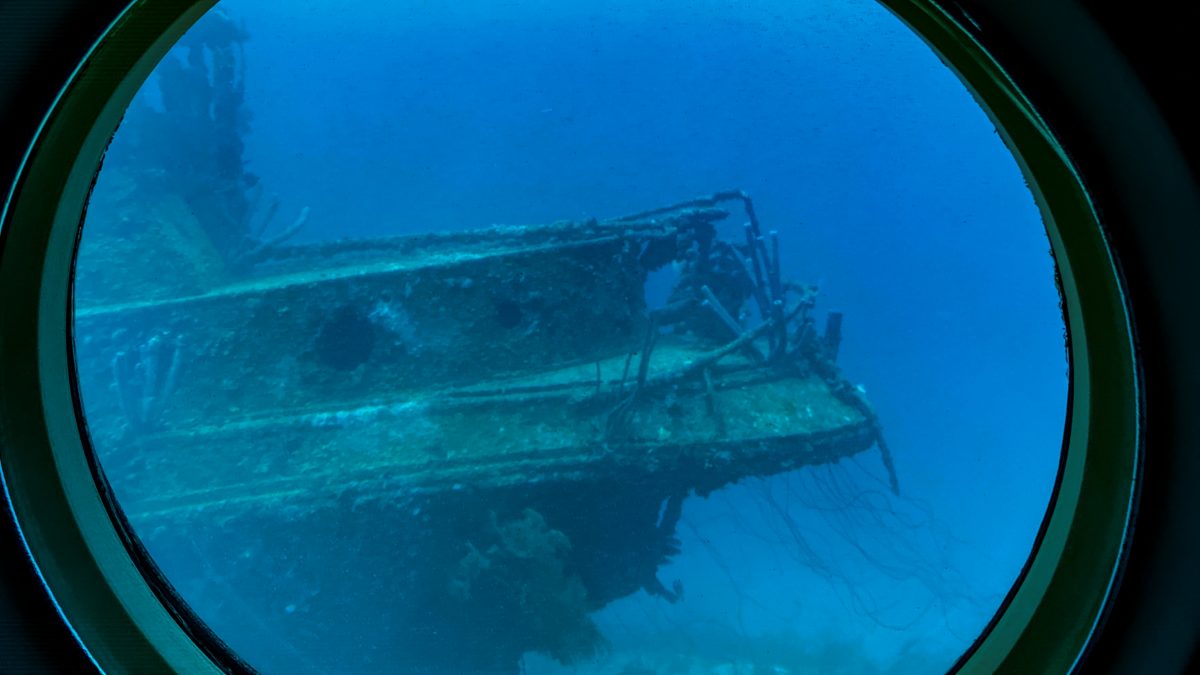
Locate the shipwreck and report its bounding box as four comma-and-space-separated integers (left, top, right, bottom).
74, 189, 897, 673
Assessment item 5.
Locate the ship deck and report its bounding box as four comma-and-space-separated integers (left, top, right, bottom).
109, 336, 878, 525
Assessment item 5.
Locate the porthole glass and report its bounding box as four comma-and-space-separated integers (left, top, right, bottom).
72, 1, 1067, 673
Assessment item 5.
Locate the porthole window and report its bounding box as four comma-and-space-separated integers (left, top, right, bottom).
0, 0, 1142, 674
68, 2, 1067, 673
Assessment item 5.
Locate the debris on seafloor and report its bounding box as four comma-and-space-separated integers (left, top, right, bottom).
75, 190, 896, 674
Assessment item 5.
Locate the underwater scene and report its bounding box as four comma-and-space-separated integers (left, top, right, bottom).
73, 1, 1067, 673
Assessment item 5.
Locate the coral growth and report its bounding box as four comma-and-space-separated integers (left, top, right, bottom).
111, 331, 183, 434
366, 299, 421, 350
99, 8, 306, 274
448, 509, 607, 666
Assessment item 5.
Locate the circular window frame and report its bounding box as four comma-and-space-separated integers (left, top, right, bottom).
0, 0, 1139, 673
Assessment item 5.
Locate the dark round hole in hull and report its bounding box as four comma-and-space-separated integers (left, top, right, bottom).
494, 299, 523, 329
314, 305, 375, 371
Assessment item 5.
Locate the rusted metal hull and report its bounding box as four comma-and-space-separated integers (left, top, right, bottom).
74, 193, 890, 673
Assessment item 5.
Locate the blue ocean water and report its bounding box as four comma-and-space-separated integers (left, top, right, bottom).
75, 0, 1066, 672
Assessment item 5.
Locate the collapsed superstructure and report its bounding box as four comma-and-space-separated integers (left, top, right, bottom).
74, 190, 896, 673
